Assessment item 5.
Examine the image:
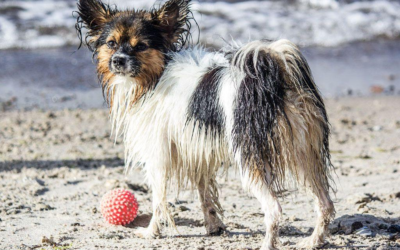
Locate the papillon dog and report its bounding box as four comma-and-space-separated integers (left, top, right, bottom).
76, 0, 335, 249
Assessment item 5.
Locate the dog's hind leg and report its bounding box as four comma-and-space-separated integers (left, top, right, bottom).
298, 184, 334, 249
282, 94, 335, 248
240, 166, 282, 250
197, 175, 226, 236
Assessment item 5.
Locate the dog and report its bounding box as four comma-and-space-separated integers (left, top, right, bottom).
76, 0, 335, 249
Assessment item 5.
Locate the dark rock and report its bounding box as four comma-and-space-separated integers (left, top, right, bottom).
388, 225, 400, 234
378, 223, 388, 230
126, 183, 148, 194
351, 221, 363, 233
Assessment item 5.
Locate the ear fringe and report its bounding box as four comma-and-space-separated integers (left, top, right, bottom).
151, 0, 197, 51
74, 0, 117, 52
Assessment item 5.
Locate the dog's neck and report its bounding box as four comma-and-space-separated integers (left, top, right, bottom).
108, 75, 147, 137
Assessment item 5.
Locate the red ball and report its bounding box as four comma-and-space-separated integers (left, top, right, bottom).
100, 188, 138, 225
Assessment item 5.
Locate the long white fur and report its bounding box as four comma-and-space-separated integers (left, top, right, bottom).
108, 39, 333, 249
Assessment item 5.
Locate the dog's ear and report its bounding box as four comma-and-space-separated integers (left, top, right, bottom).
153, 0, 191, 45
77, 0, 115, 35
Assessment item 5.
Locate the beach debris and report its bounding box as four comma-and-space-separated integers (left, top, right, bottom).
354, 193, 382, 204
1, 96, 17, 111
41, 235, 56, 246
359, 153, 372, 159
387, 74, 396, 81
355, 226, 375, 237
370, 85, 384, 94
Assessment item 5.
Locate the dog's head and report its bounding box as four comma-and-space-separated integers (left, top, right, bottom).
76, 0, 192, 103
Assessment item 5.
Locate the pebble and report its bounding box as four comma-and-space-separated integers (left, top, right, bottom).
389, 192, 400, 199
289, 215, 301, 222
179, 205, 190, 212
372, 125, 383, 131
35, 203, 55, 211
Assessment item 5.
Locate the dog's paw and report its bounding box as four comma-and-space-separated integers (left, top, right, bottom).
297, 236, 324, 249
260, 242, 279, 250
208, 225, 226, 236
134, 227, 159, 239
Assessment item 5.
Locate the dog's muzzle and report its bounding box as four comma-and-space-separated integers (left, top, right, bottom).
110, 54, 140, 77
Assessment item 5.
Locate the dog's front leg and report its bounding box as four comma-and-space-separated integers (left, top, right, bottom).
135, 160, 171, 239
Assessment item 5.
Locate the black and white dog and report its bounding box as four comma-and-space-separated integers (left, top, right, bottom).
76, 0, 335, 249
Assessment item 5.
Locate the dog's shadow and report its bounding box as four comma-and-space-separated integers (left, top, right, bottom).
124, 214, 152, 228
124, 213, 400, 249
124, 214, 204, 229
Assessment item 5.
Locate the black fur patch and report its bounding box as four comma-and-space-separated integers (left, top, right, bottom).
187, 66, 225, 137
232, 50, 288, 181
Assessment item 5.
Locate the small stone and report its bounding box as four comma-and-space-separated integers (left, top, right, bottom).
372, 126, 383, 131
389, 192, 400, 199
41, 235, 55, 245
290, 216, 301, 222
281, 239, 290, 246
35, 203, 55, 211
359, 154, 372, 159
47, 112, 56, 119
357, 203, 367, 211
179, 205, 190, 212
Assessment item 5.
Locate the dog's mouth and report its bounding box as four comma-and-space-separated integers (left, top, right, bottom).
110, 65, 141, 78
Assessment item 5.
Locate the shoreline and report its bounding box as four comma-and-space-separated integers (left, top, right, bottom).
0, 39, 399, 111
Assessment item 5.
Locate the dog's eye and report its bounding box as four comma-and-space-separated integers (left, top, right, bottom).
107, 40, 117, 49
135, 43, 148, 52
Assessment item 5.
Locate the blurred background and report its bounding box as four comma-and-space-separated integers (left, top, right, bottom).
0, 0, 399, 111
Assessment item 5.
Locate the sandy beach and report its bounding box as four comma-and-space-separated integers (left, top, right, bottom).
1, 96, 399, 249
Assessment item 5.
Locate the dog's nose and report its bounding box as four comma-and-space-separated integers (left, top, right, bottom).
112, 56, 126, 68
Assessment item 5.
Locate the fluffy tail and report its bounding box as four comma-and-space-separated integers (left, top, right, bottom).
230, 39, 334, 193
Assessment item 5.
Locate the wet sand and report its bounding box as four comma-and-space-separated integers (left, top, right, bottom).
1, 96, 400, 249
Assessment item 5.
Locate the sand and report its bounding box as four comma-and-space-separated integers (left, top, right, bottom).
1, 96, 400, 250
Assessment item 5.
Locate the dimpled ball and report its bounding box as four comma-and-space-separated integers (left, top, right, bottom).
101, 188, 138, 225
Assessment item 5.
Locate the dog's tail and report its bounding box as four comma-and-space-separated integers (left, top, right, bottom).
230, 39, 334, 193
